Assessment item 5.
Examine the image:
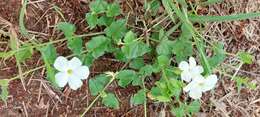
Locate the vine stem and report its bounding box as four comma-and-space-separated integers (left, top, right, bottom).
142, 78, 147, 117
80, 72, 117, 117
10, 32, 104, 54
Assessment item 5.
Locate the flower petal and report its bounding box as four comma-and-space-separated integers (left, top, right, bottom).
192, 66, 204, 75
181, 71, 192, 82
68, 75, 83, 90
183, 81, 197, 92
179, 61, 189, 71
192, 74, 205, 82
201, 74, 218, 92
188, 89, 202, 100
74, 66, 90, 79
189, 57, 197, 68
68, 57, 82, 70
54, 56, 68, 71
55, 72, 68, 87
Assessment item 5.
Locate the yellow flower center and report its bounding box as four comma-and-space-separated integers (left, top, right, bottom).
198, 82, 204, 87
67, 69, 73, 75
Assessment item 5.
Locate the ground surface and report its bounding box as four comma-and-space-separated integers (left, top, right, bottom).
0, 0, 260, 117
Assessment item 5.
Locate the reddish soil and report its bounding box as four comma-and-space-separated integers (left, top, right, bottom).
0, 0, 259, 117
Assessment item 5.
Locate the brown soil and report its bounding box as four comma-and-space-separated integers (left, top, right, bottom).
0, 0, 259, 117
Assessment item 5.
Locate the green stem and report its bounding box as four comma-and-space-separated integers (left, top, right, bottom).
12, 32, 105, 54
80, 73, 117, 117
10, 66, 45, 81
142, 77, 147, 117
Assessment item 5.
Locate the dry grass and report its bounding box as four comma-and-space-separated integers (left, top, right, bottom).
201, 0, 260, 116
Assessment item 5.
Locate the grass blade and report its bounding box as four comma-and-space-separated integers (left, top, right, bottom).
195, 38, 212, 75
162, 0, 176, 23
200, 0, 223, 6
189, 12, 260, 23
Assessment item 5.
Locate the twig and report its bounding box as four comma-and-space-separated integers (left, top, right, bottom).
22, 101, 29, 117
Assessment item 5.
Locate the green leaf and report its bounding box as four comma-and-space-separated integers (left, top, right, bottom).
106, 3, 121, 17
89, 74, 110, 96
172, 39, 193, 63
83, 53, 95, 66
156, 39, 175, 56
131, 76, 142, 86
171, 104, 185, 117
238, 51, 253, 64
234, 77, 257, 92
234, 77, 245, 92
57, 22, 82, 55
122, 41, 150, 59
131, 89, 146, 106
150, 87, 161, 97
187, 100, 200, 114
139, 65, 153, 77
116, 70, 138, 88
114, 48, 127, 62
38, 44, 57, 84
180, 23, 193, 40
129, 58, 145, 69
57, 22, 75, 37
102, 93, 119, 109
144, 0, 161, 16
97, 16, 114, 26
15, 43, 33, 62
68, 37, 83, 56
151, 78, 178, 102
150, 86, 171, 102
157, 55, 170, 68
89, 0, 108, 14
38, 44, 57, 64
123, 31, 136, 43
208, 42, 226, 68
86, 36, 110, 58
46, 64, 57, 85
85, 13, 98, 29
168, 79, 183, 99
0, 79, 9, 104
105, 19, 127, 43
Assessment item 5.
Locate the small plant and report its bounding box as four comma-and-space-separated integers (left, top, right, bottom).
0, 0, 259, 116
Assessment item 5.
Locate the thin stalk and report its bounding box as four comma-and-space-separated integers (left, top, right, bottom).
80, 73, 117, 117
16, 61, 26, 91
142, 77, 147, 117
10, 32, 105, 55
10, 66, 45, 81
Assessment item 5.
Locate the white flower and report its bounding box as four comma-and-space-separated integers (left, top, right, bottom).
183, 74, 218, 99
54, 56, 90, 90
178, 57, 204, 82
